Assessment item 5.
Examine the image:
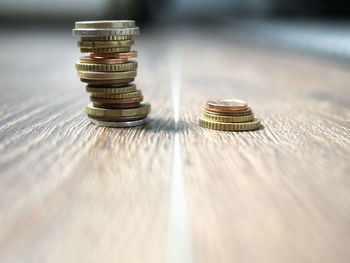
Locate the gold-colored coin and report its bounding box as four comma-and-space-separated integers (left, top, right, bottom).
86, 84, 136, 94
77, 70, 137, 80
78, 39, 134, 48
203, 112, 254, 123
80, 46, 131, 53
81, 35, 132, 41
75, 20, 136, 29
76, 61, 137, 72
85, 102, 151, 118
81, 78, 134, 85
199, 118, 261, 131
90, 96, 143, 105
87, 114, 147, 122
90, 90, 142, 99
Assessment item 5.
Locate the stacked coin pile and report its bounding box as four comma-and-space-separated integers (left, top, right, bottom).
72, 20, 151, 127
199, 99, 261, 131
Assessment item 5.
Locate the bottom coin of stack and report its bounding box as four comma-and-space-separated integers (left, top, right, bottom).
199, 99, 261, 131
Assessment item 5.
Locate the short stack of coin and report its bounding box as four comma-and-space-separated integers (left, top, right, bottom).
199, 99, 261, 131
72, 20, 151, 127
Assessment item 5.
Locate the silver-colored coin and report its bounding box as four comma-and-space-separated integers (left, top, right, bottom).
89, 118, 147, 127
72, 27, 140, 37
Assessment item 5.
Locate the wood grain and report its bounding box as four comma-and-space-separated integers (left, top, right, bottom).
0, 28, 173, 263
179, 31, 350, 263
0, 26, 349, 263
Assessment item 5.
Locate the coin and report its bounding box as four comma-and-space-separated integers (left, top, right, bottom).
90, 90, 141, 99
90, 96, 142, 108
199, 118, 261, 131
80, 46, 131, 53
85, 102, 151, 117
204, 108, 252, 116
90, 96, 143, 104
81, 35, 132, 41
76, 61, 137, 72
80, 56, 128, 64
86, 83, 136, 94
89, 118, 147, 127
87, 114, 147, 122
75, 20, 136, 29
78, 39, 134, 48
206, 99, 248, 111
90, 51, 137, 59
203, 112, 254, 123
72, 27, 140, 37
92, 102, 140, 109
80, 78, 135, 85
77, 70, 137, 80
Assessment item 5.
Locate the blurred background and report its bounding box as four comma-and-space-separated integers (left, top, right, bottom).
1, 0, 350, 61
1, 0, 350, 23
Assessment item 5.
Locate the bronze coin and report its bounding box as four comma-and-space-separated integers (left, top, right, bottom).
92, 102, 140, 109
90, 96, 143, 104
79, 56, 128, 64
206, 99, 248, 111
90, 50, 138, 59
80, 78, 135, 85
87, 83, 130, 89
204, 108, 252, 117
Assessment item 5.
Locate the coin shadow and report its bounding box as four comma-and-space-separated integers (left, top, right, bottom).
223, 124, 265, 133
142, 117, 175, 133
143, 118, 188, 133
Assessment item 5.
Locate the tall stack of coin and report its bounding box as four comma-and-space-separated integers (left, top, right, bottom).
72, 20, 151, 127
199, 99, 261, 131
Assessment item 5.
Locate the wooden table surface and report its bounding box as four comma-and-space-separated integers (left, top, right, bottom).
0, 25, 349, 263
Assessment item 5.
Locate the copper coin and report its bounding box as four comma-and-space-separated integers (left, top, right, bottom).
80, 78, 135, 85
90, 96, 143, 104
204, 108, 252, 117
206, 99, 248, 111
90, 50, 138, 59
79, 56, 128, 64
92, 102, 140, 109
87, 83, 130, 89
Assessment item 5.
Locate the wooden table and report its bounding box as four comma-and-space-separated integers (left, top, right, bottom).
0, 25, 349, 263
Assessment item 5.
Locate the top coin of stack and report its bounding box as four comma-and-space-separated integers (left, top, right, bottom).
72, 20, 151, 127
199, 99, 261, 131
